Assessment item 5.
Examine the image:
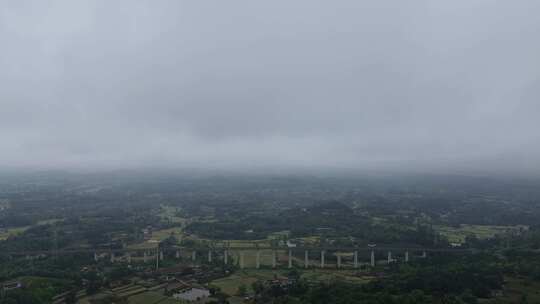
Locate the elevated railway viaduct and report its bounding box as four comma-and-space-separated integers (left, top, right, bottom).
3, 246, 473, 269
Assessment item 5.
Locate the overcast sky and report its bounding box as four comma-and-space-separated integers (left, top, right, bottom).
1, 1, 539, 173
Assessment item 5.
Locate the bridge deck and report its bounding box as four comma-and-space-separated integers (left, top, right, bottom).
3, 246, 473, 256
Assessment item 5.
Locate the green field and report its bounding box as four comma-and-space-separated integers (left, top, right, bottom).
158, 205, 188, 225
188, 229, 291, 249
126, 241, 159, 250
211, 268, 372, 296
223, 250, 288, 268
126, 226, 183, 250
187, 237, 275, 249
300, 269, 371, 284
0, 226, 30, 240
0, 219, 63, 241
37, 218, 64, 225
436, 224, 526, 243
151, 227, 184, 242
127, 291, 168, 304
211, 269, 286, 295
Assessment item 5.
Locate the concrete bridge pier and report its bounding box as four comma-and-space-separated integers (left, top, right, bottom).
94, 252, 98, 262
256, 251, 261, 269
175, 250, 180, 259
110, 253, 115, 263
405, 251, 409, 262
240, 252, 245, 269
159, 251, 164, 261
321, 251, 325, 268
272, 251, 276, 268
370, 250, 375, 267
143, 252, 148, 263
304, 250, 309, 268
422, 251, 427, 258
208, 250, 212, 263
224, 250, 228, 265
354, 251, 358, 268
387, 251, 392, 264
192, 251, 197, 262
288, 250, 293, 268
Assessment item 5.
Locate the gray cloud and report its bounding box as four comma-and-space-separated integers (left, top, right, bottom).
1, 0, 540, 173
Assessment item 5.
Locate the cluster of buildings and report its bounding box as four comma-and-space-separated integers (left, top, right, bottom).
173, 287, 211, 301
1, 280, 22, 292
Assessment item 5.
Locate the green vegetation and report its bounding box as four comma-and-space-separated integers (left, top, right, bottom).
300, 269, 371, 284
150, 227, 184, 242
0, 220, 62, 241
0, 276, 74, 304
212, 269, 285, 295
0, 226, 30, 240
488, 277, 540, 303
436, 224, 526, 243
2, 172, 540, 303
157, 205, 188, 225
127, 291, 167, 304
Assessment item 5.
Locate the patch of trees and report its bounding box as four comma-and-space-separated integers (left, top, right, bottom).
373, 255, 503, 299
0, 213, 34, 228
185, 201, 445, 247
250, 254, 504, 304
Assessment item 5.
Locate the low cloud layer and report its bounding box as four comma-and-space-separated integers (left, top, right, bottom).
1, 1, 540, 173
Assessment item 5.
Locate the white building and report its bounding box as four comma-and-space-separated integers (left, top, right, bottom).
286, 240, 297, 248
173, 287, 211, 302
